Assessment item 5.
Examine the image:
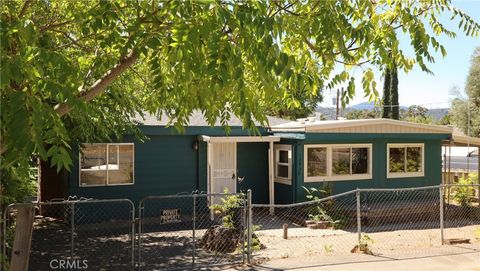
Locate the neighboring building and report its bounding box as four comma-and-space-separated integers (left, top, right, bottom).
41, 115, 480, 206
441, 128, 480, 184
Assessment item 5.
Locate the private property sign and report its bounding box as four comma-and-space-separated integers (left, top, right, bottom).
160, 209, 181, 224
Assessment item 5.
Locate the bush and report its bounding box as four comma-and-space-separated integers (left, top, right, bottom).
452, 174, 478, 206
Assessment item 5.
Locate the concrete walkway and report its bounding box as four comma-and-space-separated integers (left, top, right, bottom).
229, 252, 480, 271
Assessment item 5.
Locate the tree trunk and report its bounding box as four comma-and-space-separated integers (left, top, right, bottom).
10, 206, 35, 271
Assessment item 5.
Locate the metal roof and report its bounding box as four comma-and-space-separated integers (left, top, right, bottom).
271, 118, 453, 134
133, 111, 289, 127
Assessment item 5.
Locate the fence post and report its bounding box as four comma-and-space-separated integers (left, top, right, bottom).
356, 189, 362, 247
71, 202, 75, 259
247, 189, 252, 265
130, 202, 135, 269
242, 197, 246, 265
9, 206, 35, 271
192, 194, 196, 270
138, 202, 144, 271
439, 185, 444, 245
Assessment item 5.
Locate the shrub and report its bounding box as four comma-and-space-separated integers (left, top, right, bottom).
452, 174, 478, 207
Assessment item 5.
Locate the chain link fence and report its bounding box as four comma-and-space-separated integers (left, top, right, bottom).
250, 191, 358, 265
2, 199, 135, 271
249, 185, 480, 269
138, 193, 247, 270
1, 185, 479, 270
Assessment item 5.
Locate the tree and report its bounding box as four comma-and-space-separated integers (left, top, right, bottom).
267, 89, 323, 120
402, 105, 433, 124
391, 65, 400, 120
450, 47, 480, 137
345, 109, 381, 120
382, 68, 392, 118
382, 63, 399, 120
1, 0, 479, 179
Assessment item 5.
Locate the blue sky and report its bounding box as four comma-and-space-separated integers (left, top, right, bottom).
320, 0, 480, 109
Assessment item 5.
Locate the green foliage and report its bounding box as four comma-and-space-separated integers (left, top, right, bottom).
402, 105, 433, 124
450, 47, 480, 137
452, 174, 478, 207
244, 224, 263, 252
474, 227, 480, 241
266, 90, 324, 120
438, 113, 451, 125
302, 186, 328, 201
1, 166, 37, 211
345, 109, 381, 120
382, 67, 392, 118
211, 189, 245, 229
391, 66, 399, 120
1, 0, 479, 185
359, 234, 374, 250
308, 207, 340, 226
324, 244, 334, 254
302, 186, 339, 226
382, 64, 399, 120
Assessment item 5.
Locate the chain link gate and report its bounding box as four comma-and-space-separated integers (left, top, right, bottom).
2, 199, 135, 271
137, 192, 249, 270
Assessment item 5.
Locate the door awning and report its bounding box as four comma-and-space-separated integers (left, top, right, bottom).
198, 135, 280, 143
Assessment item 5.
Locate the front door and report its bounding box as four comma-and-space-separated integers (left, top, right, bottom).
210, 142, 237, 196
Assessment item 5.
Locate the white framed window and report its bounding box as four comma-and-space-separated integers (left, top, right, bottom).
387, 143, 424, 178
274, 144, 292, 185
79, 143, 134, 187
304, 144, 372, 182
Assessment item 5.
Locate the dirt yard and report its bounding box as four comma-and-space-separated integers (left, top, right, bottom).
253, 223, 480, 265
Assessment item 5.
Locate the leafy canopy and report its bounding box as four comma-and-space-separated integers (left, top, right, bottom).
450, 47, 480, 137
1, 0, 479, 176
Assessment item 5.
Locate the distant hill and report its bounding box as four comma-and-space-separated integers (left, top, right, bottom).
349, 101, 377, 110
316, 107, 336, 120
317, 102, 449, 121
427, 108, 449, 121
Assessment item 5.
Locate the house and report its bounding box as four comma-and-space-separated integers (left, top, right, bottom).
270, 118, 480, 203
62, 112, 287, 205
44, 115, 479, 206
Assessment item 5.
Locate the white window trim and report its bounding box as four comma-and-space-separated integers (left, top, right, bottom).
304, 144, 372, 182
274, 144, 292, 185
79, 143, 135, 187
387, 143, 424, 179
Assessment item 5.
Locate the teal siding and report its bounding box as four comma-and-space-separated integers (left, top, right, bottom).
68, 125, 449, 206
237, 142, 269, 204
274, 183, 293, 204
69, 135, 200, 204
69, 126, 271, 205
274, 133, 450, 203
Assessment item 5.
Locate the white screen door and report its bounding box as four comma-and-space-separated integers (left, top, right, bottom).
210, 142, 237, 196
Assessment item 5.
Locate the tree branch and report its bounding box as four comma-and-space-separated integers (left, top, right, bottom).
54, 50, 139, 116
39, 20, 74, 32
51, 29, 93, 52
19, 0, 32, 18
